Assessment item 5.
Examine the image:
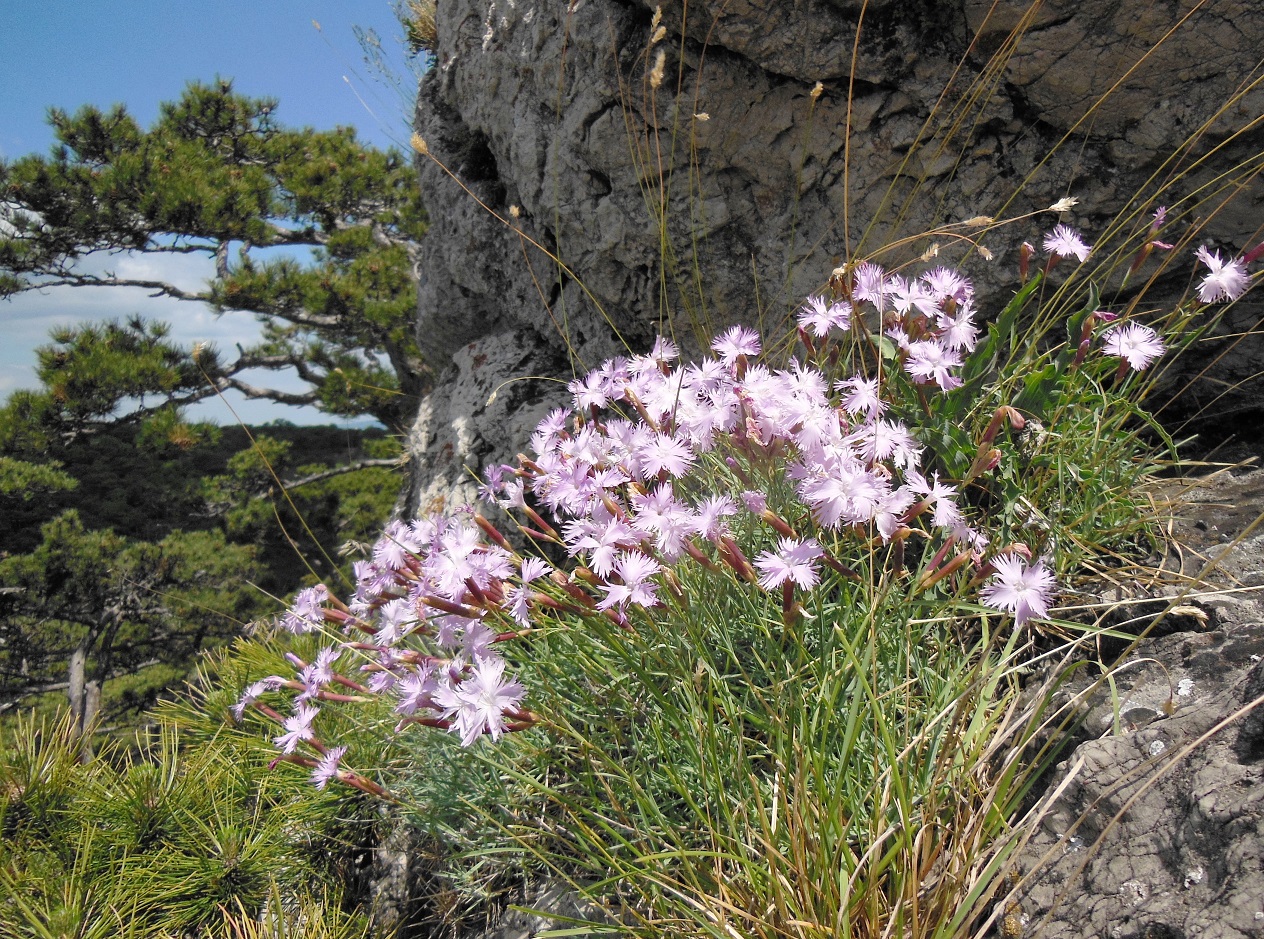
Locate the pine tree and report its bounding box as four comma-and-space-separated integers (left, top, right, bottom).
0, 79, 428, 433
0, 81, 424, 737
0, 511, 261, 748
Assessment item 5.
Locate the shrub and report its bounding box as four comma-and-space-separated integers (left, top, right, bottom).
0, 710, 375, 938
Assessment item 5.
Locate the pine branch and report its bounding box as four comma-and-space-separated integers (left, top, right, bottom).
214, 240, 230, 280
279, 457, 407, 492
19, 273, 208, 301
230, 350, 324, 385
40, 350, 331, 442
0, 82, 428, 430
219, 376, 321, 407
18, 267, 348, 330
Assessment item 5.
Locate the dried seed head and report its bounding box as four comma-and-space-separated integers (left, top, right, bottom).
962, 215, 993, 228
810, 81, 824, 101
411, 132, 430, 156
920, 243, 941, 261
694, 112, 710, 122
651, 25, 667, 45
1047, 197, 1078, 213
978, 245, 995, 261
1019, 418, 1047, 451
509, 205, 521, 218
650, 5, 662, 32
649, 48, 666, 89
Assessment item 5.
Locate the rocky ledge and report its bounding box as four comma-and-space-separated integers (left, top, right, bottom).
1002, 468, 1264, 939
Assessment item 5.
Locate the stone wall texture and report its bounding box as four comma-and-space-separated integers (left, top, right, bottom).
403, 0, 1264, 514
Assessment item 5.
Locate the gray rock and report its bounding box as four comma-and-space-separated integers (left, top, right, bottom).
403, 328, 569, 516
368, 812, 428, 938
464, 880, 622, 939
1001, 470, 1264, 938
1003, 628, 1264, 939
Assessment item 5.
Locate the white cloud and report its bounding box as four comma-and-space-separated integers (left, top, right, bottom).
0, 363, 34, 396
113, 250, 216, 295
0, 250, 339, 426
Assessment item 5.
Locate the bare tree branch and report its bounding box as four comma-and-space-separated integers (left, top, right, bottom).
0, 658, 162, 713
220, 376, 321, 407
230, 350, 324, 384
214, 240, 230, 280
23, 274, 207, 301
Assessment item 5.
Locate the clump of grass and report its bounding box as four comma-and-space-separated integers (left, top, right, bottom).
400, 0, 437, 56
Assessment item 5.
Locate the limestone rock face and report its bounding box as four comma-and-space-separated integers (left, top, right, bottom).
403, 327, 571, 516
1011, 623, 1264, 938
1004, 470, 1264, 939
402, 0, 1263, 514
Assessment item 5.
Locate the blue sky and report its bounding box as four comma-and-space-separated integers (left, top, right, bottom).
0, 0, 422, 426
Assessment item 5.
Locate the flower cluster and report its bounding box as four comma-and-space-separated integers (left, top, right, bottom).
231, 516, 541, 790
239, 219, 1260, 789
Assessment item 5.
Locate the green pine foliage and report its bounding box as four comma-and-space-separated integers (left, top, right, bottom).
0, 421, 402, 737
0, 45, 432, 939
197, 430, 403, 591
0, 291, 404, 731
0, 80, 428, 432
0, 711, 376, 938
0, 80, 418, 738
0, 511, 262, 732
0, 456, 76, 502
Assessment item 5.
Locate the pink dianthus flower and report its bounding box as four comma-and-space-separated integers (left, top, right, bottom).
980, 555, 1055, 628
1042, 224, 1092, 263
755, 537, 824, 591
1102, 322, 1165, 371
311, 746, 347, 789
711, 325, 762, 365
904, 340, 963, 391
797, 296, 852, 336
1194, 246, 1249, 303
596, 551, 663, 611
434, 656, 526, 746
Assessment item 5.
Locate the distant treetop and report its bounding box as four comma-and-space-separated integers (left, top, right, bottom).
0, 79, 429, 438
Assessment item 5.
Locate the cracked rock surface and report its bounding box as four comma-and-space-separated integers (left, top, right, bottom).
1006, 469, 1264, 939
